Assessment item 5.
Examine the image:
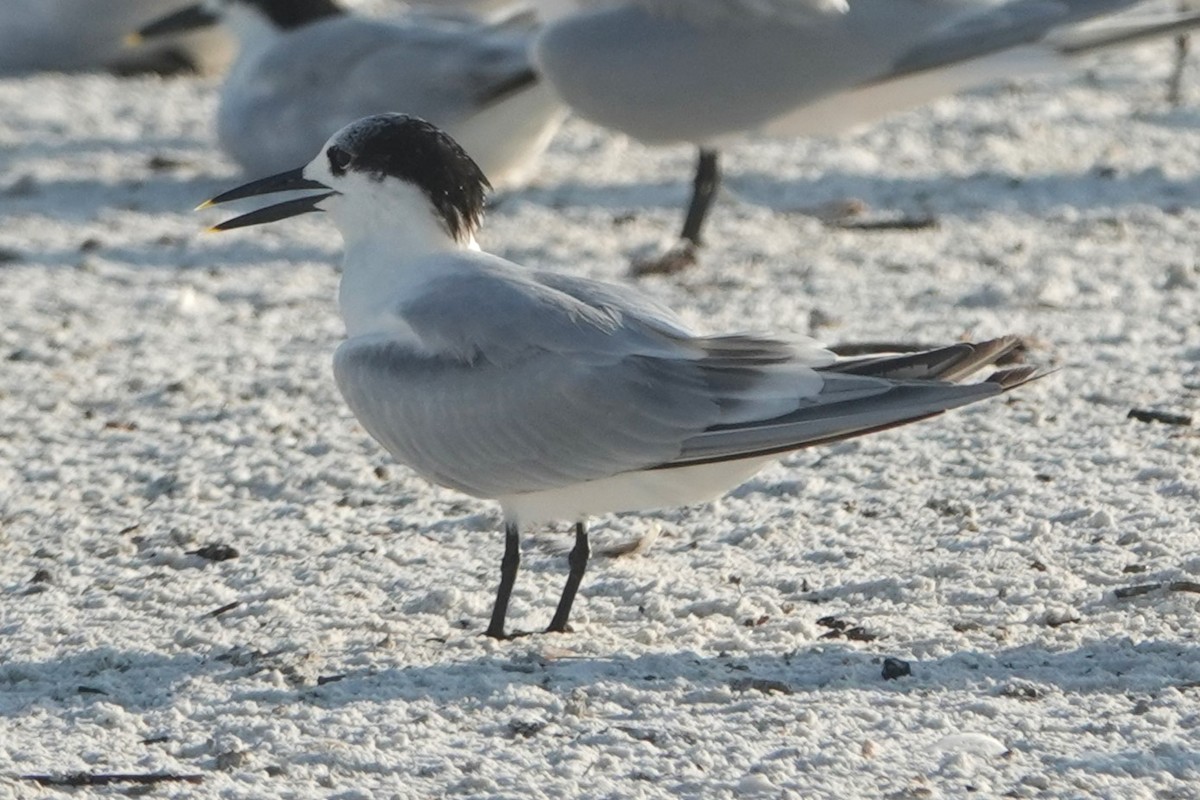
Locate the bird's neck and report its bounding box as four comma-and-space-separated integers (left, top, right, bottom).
334, 189, 477, 339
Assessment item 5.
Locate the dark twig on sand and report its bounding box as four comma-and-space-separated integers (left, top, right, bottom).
21, 773, 204, 787
1127, 408, 1193, 426
208, 601, 241, 618
1114, 580, 1200, 600
828, 215, 938, 232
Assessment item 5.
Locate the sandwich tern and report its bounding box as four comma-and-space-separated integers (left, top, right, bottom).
137, 0, 566, 186
201, 113, 1039, 639
0, 0, 232, 75
534, 0, 1200, 274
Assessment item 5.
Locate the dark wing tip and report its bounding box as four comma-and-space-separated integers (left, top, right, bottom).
985, 365, 1045, 392
825, 335, 1032, 383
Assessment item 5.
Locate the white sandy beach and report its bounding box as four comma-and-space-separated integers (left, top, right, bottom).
2, 36, 1200, 799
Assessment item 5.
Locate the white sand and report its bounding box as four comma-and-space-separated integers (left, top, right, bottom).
2, 41, 1200, 799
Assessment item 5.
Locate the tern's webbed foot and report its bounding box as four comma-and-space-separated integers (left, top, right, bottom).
483, 627, 533, 641
629, 240, 698, 277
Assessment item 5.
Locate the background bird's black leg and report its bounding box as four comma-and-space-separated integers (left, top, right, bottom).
631, 148, 720, 276
485, 521, 520, 639
1169, 32, 1190, 107
680, 148, 721, 248
546, 521, 590, 633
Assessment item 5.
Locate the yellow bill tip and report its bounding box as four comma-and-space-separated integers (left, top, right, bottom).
195, 199, 216, 211
123, 31, 143, 48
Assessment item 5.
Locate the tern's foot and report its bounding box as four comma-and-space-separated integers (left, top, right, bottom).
483, 627, 533, 641
544, 622, 575, 635
629, 240, 698, 277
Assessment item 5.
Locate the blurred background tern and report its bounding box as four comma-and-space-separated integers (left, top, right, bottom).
135, 0, 567, 187
0, 0, 234, 75
534, 0, 1200, 274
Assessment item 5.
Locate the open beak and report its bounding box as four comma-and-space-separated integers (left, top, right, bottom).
198, 168, 337, 232
128, 4, 219, 46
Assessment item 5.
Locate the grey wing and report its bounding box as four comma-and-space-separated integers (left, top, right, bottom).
672, 373, 1008, 467
399, 259, 826, 367
669, 340, 1037, 467
333, 336, 759, 498
334, 334, 1030, 493
339, 19, 538, 123
531, 273, 838, 368
890, 0, 1138, 78
531, 271, 693, 337
630, 0, 849, 25
333, 261, 832, 497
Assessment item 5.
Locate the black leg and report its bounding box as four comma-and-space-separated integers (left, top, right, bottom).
546, 522, 590, 634
485, 521, 520, 639
680, 148, 721, 247
1169, 33, 1190, 107
630, 149, 721, 276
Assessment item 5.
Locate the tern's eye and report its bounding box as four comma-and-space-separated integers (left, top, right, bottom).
327, 146, 352, 176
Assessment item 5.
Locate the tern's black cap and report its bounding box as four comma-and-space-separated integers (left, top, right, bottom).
325, 114, 491, 243
239, 0, 343, 29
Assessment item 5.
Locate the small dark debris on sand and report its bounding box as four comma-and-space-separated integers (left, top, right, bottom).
1114, 580, 1200, 599
730, 677, 793, 695
22, 773, 202, 788
1127, 408, 1192, 426
881, 658, 912, 681
828, 215, 939, 232
188, 544, 239, 562
817, 615, 877, 642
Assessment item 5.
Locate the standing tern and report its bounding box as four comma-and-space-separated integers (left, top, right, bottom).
201, 113, 1039, 639
534, 0, 1200, 274
0, 0, 232, 75
136, 0, 566, 186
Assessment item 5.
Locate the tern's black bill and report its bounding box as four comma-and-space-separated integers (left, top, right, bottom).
200, 167, 337, 231
202, 167, 332, 206
136, 4, 220, 40
209, 192, 337, 231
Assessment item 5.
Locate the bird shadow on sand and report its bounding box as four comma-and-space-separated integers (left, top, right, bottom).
3, 633, 1196, 722
516, 166, 1199, 223
224, 635, 1200, 711
0, 647, 217, 715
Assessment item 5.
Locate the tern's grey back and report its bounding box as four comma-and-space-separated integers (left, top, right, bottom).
534, 0, 1145, 145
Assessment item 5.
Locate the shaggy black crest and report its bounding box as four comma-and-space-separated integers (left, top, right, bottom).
241, 0, 344, 29
327, 114, 491, 243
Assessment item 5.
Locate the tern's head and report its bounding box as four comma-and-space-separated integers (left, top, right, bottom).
134, 0, 342, 43
201, 114, 492, 248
